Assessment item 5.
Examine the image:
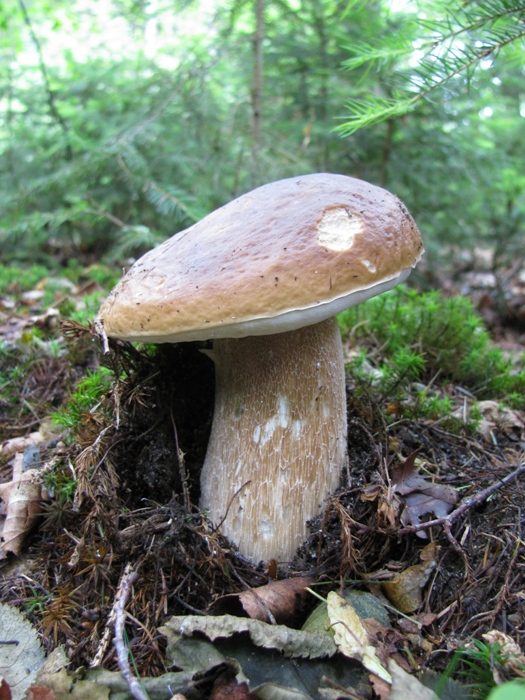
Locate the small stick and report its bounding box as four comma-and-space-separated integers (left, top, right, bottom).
398, 462, 525, 538
113, 564, 149, 700
170, 407, 190, 512
91, 564, 139, 669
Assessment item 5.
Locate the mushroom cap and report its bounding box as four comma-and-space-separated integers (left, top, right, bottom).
98, 173, 424, 342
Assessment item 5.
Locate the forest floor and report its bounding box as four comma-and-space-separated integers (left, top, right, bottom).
1, 265, 525, 700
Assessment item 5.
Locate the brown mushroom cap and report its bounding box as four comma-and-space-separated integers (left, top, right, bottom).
98, 173, 424, 342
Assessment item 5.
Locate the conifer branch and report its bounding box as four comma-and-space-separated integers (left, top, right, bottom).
18, 0, 73, 160
340, 0, 525, 135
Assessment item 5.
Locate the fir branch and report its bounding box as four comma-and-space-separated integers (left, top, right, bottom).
115, 154, 200, 222
340, 0, 525, 135
337, 96, 415, 136
17, 0, 72, 161
341, 39, 414, 72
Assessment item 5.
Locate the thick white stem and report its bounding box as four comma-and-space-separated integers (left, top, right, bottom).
199, 317, 348, 563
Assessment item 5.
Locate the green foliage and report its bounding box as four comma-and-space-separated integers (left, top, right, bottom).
0, 263, 50, 295
23, 586, 50, 616
0, 0, 397, 265
83, 264, 120, 289
442, 639, 525, 699
60, 290, 109, 326
487, 681, 525, 700
51, 367, 113, 437
42, 463, 77, 505
0, 261, 117, 326
338, 286, 525, 407
0, 0, 524, 284
0, 343, 25, 414
339, 0, 525, 135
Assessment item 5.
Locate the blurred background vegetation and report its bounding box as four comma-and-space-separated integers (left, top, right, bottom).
1, 0, 524, 291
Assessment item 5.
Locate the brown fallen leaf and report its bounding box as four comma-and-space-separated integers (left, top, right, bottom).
27, 688, 57, 700
210, 577, 315, 623
210, 669, 251, 700
362, 618, 407, 665
0, 678, 12, 700
392, 452, 458, 538
473, 400, 525, 442
369, 673, 390, 700
0, 433, 45, 461
381, 543, 438, 614
0, 454, 47, 558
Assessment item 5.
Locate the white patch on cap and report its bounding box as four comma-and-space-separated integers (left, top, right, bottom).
317, 208, 363, 251
362, 259, 377, 273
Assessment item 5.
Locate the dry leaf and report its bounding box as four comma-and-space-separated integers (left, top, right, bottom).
482, 630, 525, 674
0, 454, 47, 558
302, 590, 391, 636
0, 678, 12, 700
252, 683, 312, 700
27, 688, 58, 700
162, 614, 337, 659
20, 290, 45, 306
381, 544, 437, 613
210, 669, 251, 700
0, 603, 45, 700
392, 452, 457, 538
388, 659, 437, 699
474, 400, 525, 442
369, 673, 391, 700
210, 577, 314, 623
30, 647, 72, 700
326, 592, 391, 684
0, 433, 45, 460
69, 680, 110, 700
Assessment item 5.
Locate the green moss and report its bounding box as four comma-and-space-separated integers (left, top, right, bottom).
51, 367, 113, 439
338, 286, 525, 409
0, 263, 50, 294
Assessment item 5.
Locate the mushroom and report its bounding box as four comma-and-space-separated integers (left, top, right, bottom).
97, 173, 424, 563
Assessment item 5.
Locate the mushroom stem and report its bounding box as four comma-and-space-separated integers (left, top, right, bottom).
199, 316, 348, 563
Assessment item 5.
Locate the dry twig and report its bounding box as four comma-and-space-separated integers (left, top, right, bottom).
397, 461, 525, 543
113, 564, 148, 700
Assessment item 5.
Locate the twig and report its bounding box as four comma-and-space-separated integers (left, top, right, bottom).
113, 564, 149, 700
90, 564, 140, 672
170, 407, 190, 512
487, 531, 523, 628
398, 461, 525, 539
216, 481, 251, 530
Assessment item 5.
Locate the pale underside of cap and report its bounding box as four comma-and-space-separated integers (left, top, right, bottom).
98, 173, 424, 342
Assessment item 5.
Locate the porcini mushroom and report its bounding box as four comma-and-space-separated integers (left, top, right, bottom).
97, 173, 424, 563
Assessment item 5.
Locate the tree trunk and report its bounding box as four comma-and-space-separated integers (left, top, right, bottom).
251, 0, 264, 183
